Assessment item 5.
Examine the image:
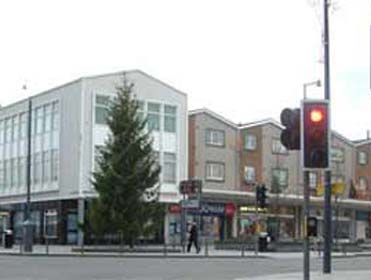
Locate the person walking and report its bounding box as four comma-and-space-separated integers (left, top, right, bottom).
187, 222, 200, 253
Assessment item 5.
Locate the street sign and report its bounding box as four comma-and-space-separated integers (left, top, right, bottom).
181, 199, 199, 209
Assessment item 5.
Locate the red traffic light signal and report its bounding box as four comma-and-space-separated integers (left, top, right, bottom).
302, 100, 330, 169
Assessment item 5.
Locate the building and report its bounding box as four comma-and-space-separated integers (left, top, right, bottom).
0, 70, 188, 244
188, 108, 371, 243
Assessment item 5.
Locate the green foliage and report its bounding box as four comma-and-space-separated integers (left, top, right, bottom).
89, 75, 162, 245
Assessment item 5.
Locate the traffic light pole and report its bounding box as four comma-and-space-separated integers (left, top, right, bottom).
323, 0, 332, 274
303, 171, 310, 280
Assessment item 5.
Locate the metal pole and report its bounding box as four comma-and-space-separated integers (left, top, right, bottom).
254, 184, 259, 255
23, 97, 33, 253
303, 171, 310, 280
181, 193, 186, 253
323, 0, 332, 273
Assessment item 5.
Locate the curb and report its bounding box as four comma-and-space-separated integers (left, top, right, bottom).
0, 252, 270, 259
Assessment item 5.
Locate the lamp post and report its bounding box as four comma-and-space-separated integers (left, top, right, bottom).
23, 85, 33, 253
302, 79, 321, 280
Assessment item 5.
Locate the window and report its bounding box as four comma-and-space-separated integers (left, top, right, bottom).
5, 118, 11, 143
272, 138, 287, 154
51, 149, 59, 182
35, 106, 44, 134
20, 113, 27, 139
359, 177, 368, 191
206, 162, 225, 181
163, 152, 176, 183
272, 168, 288, 188
5, 160, 10, 189
147, 102, 161, 131
33, 153, 42, 184
52, 101, 59, 130
0, 161, 4, 190
18, 157, 26, 188
10, 158, 17, 189
137, 100, 145, 121
358, 151, 368, 165
44, 104, 52, 133
244, 166, 255, 183
309, 172, 317, 189
42, 151, 51, 184
95, 95, 110, 125
206, 129, 225, 147
164, 105, 176, 133
94, 145, 104, 171
44, 210, 58, 238
12, 115, 19, 142
0, 120, 4, 145
331, 147, 344, 162
244, 134, 257, 150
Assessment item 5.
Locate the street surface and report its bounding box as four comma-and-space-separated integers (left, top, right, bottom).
1, 255, 371, 280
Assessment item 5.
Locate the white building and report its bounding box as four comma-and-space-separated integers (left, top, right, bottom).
0, 70, 187, 244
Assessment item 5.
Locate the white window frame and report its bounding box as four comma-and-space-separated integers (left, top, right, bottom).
206, 129, 225, 147
244, 166, 255, 183
358, 151, 368, 165
206, 162, 225, 181
244, 134, 257, 151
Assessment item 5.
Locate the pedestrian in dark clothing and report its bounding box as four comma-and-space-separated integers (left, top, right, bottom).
187, 223, 200, 253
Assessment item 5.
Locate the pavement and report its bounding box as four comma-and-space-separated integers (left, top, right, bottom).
1, 244, 371, 259
238, 270, 371, 280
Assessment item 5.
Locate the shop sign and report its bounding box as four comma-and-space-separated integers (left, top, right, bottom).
239, 206, 267, 213
181, 199, 199, 209
201, 203, 225, 216
168, 204, 181, 214
225, 202, 236, 217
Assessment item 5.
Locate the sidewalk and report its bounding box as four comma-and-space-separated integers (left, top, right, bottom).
238, 270, 371, 280
1, 245, 371, 259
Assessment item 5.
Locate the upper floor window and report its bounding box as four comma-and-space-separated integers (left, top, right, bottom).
0, 120, 4, 145
4, 118, 11, 144
136, 100, 145, 121
206, 129, 225, 147
272, 138, 287, 154
272, 168, 288, 190
309, 171, 317, 189
244, 134, 257, 150
52, 101, 59, 130
95, 95, 110, 125
147, 102, 160, 131
244, 166, 255, 183
20, 113, 27, 139
35, 106, 44, 135
164, 105, 176, 133
331, 147, 344, 163
206, 162, 225, 181
358, 151, 368, 165
359, 176, 368, 191
163, 152, 176, 183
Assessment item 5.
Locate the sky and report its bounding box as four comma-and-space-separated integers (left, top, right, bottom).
0, 0, 370, 140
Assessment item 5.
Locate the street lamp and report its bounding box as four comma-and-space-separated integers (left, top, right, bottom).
303, 80, 321, 99
22, 84, 33, 253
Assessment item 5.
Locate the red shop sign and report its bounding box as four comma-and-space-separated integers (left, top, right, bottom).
225, 202, 236, 217
168, 204, 181, 214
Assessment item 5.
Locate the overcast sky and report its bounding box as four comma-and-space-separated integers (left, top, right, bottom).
0, 0, 370, 140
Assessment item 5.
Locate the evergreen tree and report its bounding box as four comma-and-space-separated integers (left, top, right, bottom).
90, 76, 163, 245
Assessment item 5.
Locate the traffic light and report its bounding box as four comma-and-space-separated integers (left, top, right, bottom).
256, 184, 267, 208
302, 100, 330, 169
280, 108, 300, 150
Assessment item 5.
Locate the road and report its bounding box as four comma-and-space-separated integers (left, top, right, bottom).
1, 255, 371, 280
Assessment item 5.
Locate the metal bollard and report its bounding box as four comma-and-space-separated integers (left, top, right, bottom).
241, 243, 245, 257
204, 238, 209, 257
